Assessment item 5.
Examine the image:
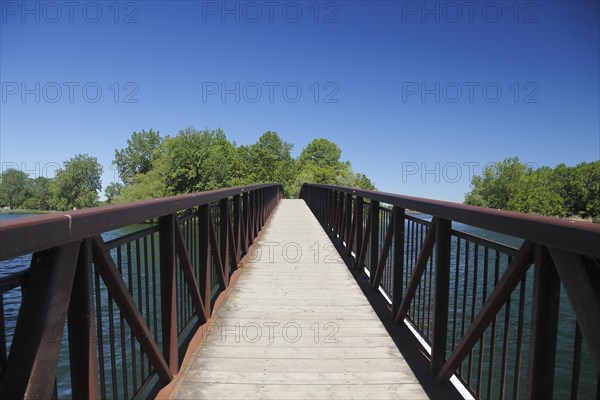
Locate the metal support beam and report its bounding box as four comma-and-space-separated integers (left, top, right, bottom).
0, 243, 80, 399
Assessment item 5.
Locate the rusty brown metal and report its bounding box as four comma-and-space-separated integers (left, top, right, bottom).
436, 241, 535, 381
526, 245, 561, 399
197, 204, 212, 319
0, 243, 80, 399
67, 239, 99, 399
0, 184, 278, 261
209, 218, 226, 291
346, 210, 357, 256
431, 218, 452, 375
395, 218, 438, 323
220, 198, 230, 286
91, 236, 172, 382
355, 205, 372, 271
0, 184, 283, 399
391, 207, 406, 318
369, 201, 380, 284
355, 196, 364, 260
302, 184, 600, 259
370, 211, 395, 291
159, 214, 179, 375
301, 184, 600, 399
550, 249, 600, 371
174, 219, 208, 324
233, 194, 241, 264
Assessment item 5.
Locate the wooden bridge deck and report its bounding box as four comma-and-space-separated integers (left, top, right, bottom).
173, 199, 428, 399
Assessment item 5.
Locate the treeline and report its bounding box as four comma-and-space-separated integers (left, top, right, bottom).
465, 157, 600, 222
0, 154, 102, 211
0, 128, 375, 211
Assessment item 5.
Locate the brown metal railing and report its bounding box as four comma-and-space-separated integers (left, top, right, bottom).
0, 184, 282, 399
301, 183, 600, 400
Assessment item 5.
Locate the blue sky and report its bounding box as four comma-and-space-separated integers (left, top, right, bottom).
1, 0, 599, 202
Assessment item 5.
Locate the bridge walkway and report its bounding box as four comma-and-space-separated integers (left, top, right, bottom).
173, 199, 428, 399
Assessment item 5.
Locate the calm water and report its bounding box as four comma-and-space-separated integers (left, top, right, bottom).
0, 212, 596, 398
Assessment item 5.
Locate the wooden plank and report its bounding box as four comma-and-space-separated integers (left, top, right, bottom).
174, 200, 428, 400
177, 383, 428, 400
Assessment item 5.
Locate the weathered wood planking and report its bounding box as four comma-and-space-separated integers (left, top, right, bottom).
174, 200, 428, 399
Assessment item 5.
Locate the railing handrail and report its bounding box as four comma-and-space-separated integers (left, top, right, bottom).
0, 183, 281, 261
301, 183, 600, 399
0, 183, 283, 399
301, 183, 600, 259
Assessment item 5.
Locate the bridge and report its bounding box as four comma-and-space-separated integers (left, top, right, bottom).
0, 183, 598, 399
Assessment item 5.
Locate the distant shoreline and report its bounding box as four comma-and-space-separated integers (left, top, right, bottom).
0, 209, 55, 215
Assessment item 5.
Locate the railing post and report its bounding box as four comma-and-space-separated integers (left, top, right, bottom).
328, 190, 335, 230
526, 245, 560, 399
219, 198, 230, 286
345, 193, 352, 246
392, 206, 405, 318
242, 192, 250, 250
159, 214, 178, 374
233, 194, 241, 264
369, 200, 380, 282
0, 243, 80, 399
198, 205, 211, 317
337, 192, 344, 239
431, 218, 451, 375
249, 190, 256, 241
355, 196, 364, 259
68, 239, 99, 399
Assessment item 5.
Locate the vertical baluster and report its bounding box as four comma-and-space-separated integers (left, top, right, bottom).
220, 198, 230, 286
68, 239, 99, 399
432, 218, 451, 375
369, 201, 380, 286
355, 197, 364, 260
526, 245, 560, 399
513, 258, 527, 400
198, 205, 211, 318
452, 237, 461, 353
233, 194, 241, 264
570, 323, 582, 400
159, 214, 178, 374
477, 247, 489, 397
345, 193, 352, 246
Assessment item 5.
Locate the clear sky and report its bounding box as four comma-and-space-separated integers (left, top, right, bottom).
1, 0, 599, 202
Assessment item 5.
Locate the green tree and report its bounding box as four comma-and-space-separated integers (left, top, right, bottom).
290, 138, 375, 196
246, 131, 297, 196
104, 182, 123, 205
117, 170, 168, 202
0, 169, 31, 209
465, 157, 531, 210
156, 127, 241, 194
465, 158, 599, 222
113, 129, 162, 185
511, 166, 565, 216
22, 177, 53, 210
52, 154, 103, 210
298, 138, 342, 170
